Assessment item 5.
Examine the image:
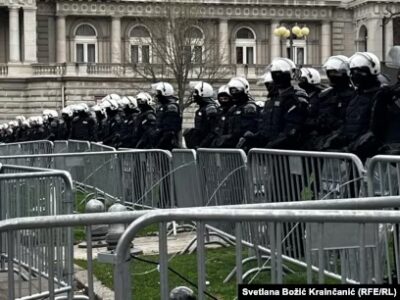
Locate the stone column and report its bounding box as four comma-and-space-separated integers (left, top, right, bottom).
111, 16, 121, 63
23, 7, 37, 62
321, 21, 331, 64
56, 15, 66, 63
366, 18, 383, 60
270, 20, 280, 61
218, 19, 229, 64
384, 19, 393, 62
9, 6, 20, 63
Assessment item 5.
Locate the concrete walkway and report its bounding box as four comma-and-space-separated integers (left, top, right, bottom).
74, 232, 197, 260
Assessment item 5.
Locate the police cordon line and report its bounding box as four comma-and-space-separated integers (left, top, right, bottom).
1, 51, 400, 162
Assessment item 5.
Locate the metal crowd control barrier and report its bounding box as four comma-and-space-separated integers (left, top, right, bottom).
0, 165, 74, 300
366, 155, 400, 284
0, 141, 54, 156
247, 149, 368, 283
0, 150, 173, 209
114, 207, 400, 300
53, 140, 69, 153
0, 196, 398, 299
90, 142, 116, 152
66, 140, 91, 153
172, 149, 202, 208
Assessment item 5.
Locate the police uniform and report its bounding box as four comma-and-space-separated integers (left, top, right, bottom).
254, 86, 309, 149
184, 99, 218, 149
303, 85, 355, 150
69, 114, 97, 141
155, 97, 182, 150
134, 108, 158, 148
102, 112, 123, 147
217, 99, 258, 148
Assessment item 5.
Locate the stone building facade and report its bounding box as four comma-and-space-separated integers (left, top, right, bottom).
0, 0, 399, 123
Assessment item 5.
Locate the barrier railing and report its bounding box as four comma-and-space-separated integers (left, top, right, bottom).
90, 142, 116, 152
53, 140, 69, 153
114, 207, 400, 299
0, 196, 399, 299
66, 140, 91, 153
0, 141, 54, 156
0, 150, 173, 209
0, 165, 74, 300
172, 149, 202, 208
247, 149, 368, 283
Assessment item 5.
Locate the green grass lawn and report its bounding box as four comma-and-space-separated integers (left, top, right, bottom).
75, 246, 340, 300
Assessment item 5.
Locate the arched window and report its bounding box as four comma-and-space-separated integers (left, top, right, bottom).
235, 27, 256, 65
130, 25, 151, 64
184, 26, 204, 64
393, 18, 400, 46
74, 24, 97, 63
358, 25, 368, 52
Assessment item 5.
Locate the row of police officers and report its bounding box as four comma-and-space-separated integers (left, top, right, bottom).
1, 51, 400, 162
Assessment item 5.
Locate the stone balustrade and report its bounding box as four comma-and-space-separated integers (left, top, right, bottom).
0, 63, 326, 79
0, 64, 8, 77
32, 64, 66, 76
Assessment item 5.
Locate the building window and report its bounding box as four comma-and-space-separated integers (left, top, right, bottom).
357, 25, 368, 52
74, 24, 97, 63
184, 26, 204, 64
286, 40, 307, 65
393, 18, 400, 46
130, 25, 151, 64
235, 27, 256, 65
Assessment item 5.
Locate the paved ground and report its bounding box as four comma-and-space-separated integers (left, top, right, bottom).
74, 232, 197, 260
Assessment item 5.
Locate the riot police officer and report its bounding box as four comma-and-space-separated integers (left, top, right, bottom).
134, 92, 157, 148
378, 68, 400, 154
117, 96, 140, 148
29, 116, 47, 141
214, 77, 258, 148
184, 81, 218, 149
58, 106, 74, 140
323, 52, 387, 161
91, 104, 108, 142
240, 58, 309, 150
101, 94, 123, 147
298, 68, 324, 106
14, 116, 26, 142
304, 56, 355, 150
69, 103, 97, 141
43, 110, 60, 141
209, 85, 232, 147
152, 82, 182, 150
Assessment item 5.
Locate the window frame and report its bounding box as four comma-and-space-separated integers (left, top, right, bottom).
234, 27, 256, 65
129, 25, 152, 64
74, 24, 98, 63
286, 39, 307, 65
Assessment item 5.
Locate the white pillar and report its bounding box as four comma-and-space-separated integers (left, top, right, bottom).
23, 7, 37, 62
56, 15, 66, 63
270, 21, 281, 61
9, 6, 20, 63
366, 18, 383, 60
218, 19, 229, 64
321, 21, 331, 65
111, 16, 121, 63
384, 19, 393, 62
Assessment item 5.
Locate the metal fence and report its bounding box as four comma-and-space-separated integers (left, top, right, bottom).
0, 141, 54, 156
66, 140, 91, 153
0, 165, 74, 300
0, 196, 399, 299
53, 141, 69, 153
113, 207, 400, 300
90, 142, 116, 152
0, 150, 173, 209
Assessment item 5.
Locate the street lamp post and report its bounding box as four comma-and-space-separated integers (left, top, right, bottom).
273, 24, 310, 62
